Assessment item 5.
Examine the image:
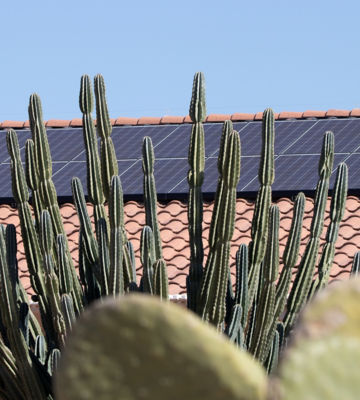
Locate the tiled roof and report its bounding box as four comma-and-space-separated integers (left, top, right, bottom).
2, 108, 360, 129
1, 196, 358, 296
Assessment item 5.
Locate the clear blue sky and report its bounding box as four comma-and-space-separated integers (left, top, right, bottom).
1, 0, 360, 121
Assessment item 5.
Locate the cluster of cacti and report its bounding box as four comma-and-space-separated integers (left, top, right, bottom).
0, 71, 353, 400
185, 73, 349, 368
55, 277, 360, 400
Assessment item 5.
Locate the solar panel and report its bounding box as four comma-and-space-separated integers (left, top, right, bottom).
0, 117, 358, 202
333, 153, 360, 189
283, 119, 360, 155
0, 163, 15, 198
121, 159, 188, 196
47, 129, 86, 162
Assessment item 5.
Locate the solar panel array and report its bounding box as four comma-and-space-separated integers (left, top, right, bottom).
1, 117, 360, 202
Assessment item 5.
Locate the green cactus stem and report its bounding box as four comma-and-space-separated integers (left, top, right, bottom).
316, 162, 348, 291
94, 74, 118, 201
108, 176, 125, 295
79, 75, 107, 229
198, 122, 241, 327
251, 205, 280, 362
284, 131, 334, 334
142, 136, 163, 260
187, 72, 206, 312
153, 259, 169, 300
140, 226, 155, 294
247, 108, 275, 307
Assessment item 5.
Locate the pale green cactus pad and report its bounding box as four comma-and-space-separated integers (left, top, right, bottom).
296, 277, 360, 340
275, 278, 360, 400
278, 336, 360, 400
55, 295, 267, 400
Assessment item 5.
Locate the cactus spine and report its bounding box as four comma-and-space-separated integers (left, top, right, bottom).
187, 72, 206, 312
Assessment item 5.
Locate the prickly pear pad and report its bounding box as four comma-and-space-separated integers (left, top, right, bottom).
55, 295, 266, 400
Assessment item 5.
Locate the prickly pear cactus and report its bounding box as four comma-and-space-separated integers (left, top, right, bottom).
296, 277, 360, 340
277, 336, 360, 400
55, 295, 267, 400
274, 278, 360, 400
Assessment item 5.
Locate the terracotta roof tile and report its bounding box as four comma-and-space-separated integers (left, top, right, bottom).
69, 118, 83, 127
278, 111, 303, 120
1, 194, 357, 296
1, 109, 360, 130
326, 109, 350, 118
302, 110, 326, 118
350, 108, 360, 117
137, 117, 161, 125
160, 116, 185, 124
46, 120, 70, 128
1, 121, 25, 129
114, 117, 138, 126
231, 113, 255, 121
205, 114, 231, 123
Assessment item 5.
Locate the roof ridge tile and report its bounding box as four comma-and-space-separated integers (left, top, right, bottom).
2, 108, 360, 129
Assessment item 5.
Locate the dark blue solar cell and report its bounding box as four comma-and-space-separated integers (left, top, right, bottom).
201, 156, 262, 193
47, 129, 86, 161
112, 125, 180, 160
0, 163, 16, 197
121, 159, 188, 195
52, 161, 87, 197
239, 157, 262, 191
204, 122, 249, 157
153, 125, 191, 158
273, 153, 346, 191
332, 153, 360, 190
51, 160, 138, 197
283, 119, 360, 155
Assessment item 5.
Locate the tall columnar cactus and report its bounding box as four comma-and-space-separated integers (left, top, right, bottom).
316, 162, 348, 290
24, 140, 42, 231
250, 205, 280, 361
0, 226, 47, 400
28, 94, 83, 314
284, 131, 334, 333
94, 74, 118, 201
140, 226, 156, 294
198, 121, 241, 327
142, 136, 163, 260
39, 211, 66, 348
187, 72, 206, 312
153, 259, 169, 300
108, 176, 125, 296
6, 130, 47, 304
247, 108, 274, 307
79, 75, 107, 228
